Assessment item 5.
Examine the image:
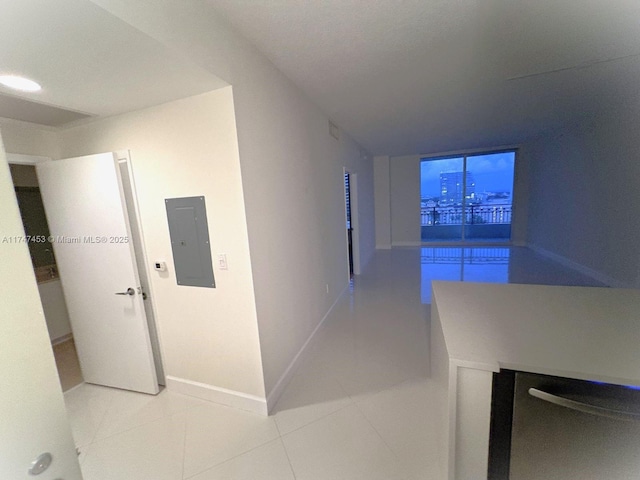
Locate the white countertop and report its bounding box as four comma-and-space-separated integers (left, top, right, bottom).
432, 281, 640, 387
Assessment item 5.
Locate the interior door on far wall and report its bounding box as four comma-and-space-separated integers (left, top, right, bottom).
37, 153, 159, 395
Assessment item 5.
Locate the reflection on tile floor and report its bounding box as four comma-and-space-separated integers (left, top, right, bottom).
420, 246, 603, 303
65, 247, 604, 480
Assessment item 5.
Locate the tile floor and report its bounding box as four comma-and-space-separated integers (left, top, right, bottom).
64, 246, 603, 480
53, 338, 84, 391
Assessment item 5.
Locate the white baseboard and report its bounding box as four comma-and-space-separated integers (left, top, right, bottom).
166, 376, 268, 416
527, 244, 630, 288
392, 241, 421, 247
265, 284, 348, 413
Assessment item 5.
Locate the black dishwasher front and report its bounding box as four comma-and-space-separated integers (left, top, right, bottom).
489, 371, 640, 480
508, 372, 640, 480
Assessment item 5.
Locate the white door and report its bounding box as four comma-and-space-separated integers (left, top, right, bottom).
37, 153, 159, 394
1, 137, 82, 479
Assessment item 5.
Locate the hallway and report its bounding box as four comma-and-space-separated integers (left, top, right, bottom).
65, 247, 602, 480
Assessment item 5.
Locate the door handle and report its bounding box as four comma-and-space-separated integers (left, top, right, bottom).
115, 287, 136, 296
529, 388, 640, 422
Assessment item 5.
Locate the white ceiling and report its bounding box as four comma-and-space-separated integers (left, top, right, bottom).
2, 0, 640, 154
0, 0, 226, 127
210, 0, 640, 155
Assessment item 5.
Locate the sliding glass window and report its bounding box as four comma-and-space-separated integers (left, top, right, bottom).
420, 151, 515, 243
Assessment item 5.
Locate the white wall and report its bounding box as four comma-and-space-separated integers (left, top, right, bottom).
374, 156, 391, 249
525, 108, 640, 288
232, 58, 375, 400
38, 279, 73, 342
0, 118, 60, 158
0, 130, 82, 479
57, 88, 267, 400
378, 150, 529, 246
511, 149, 530, 246
390, 155, 421, 246
89, 0, 376, 403
2, 0, 376, 409
355, 156, 376, 270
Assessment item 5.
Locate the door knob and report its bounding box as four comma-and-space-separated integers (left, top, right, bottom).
115, 288, 135, 296
28, 452, 52, 475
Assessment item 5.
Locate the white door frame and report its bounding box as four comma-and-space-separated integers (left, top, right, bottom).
8, 151, 166, 386
115, 150, 165, 384
1, 142, 83, 480
6, 153, 51, 165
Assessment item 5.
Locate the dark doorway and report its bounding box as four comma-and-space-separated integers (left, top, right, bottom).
344, 172, 353, 276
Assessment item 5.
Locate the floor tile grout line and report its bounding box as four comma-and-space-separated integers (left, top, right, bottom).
348, 373, 432, 405
180, 410, 188, 480
183, 399, 356, 479
351, 395, 402, 464
182, 434, 282, 480
273, 416, 283, 436
69, 387, 115, 448
68, 247, 600, 479
272, 412, 297, 478
79, 388, 118, 449
334, 373, 410, 407
87, 412, 163, 445
79, 389, 199, 447
278, 436, 298, 480
276, 400, 354, 437
181, 405, 281, 480
86, 404, 188, 448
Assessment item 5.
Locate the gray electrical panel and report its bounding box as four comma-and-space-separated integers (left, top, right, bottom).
165, 196, 215, 288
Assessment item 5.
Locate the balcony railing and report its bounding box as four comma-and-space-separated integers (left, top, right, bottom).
421, 203, 512, 226
420, 247, 511, 264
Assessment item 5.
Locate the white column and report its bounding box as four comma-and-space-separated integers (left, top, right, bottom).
373, 155, 391, 248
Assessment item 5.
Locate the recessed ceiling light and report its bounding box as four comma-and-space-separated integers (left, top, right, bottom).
0, 75, 42, 92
